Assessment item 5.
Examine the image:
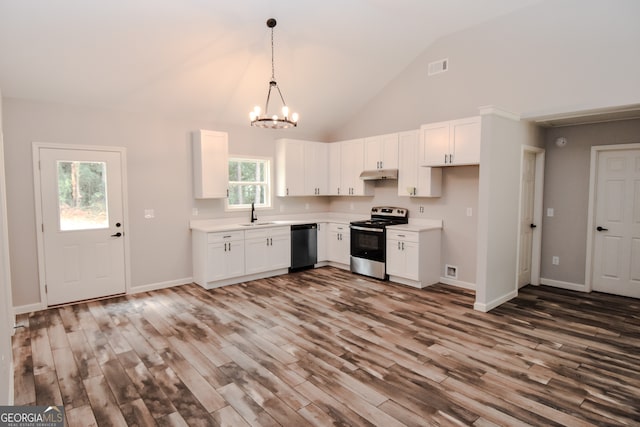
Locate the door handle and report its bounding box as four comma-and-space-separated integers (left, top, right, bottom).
111, 232, 122, 237
530, 224, 537, 229
596, 226, 608, 232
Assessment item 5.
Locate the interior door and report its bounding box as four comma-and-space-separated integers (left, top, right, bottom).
517, 150, 537, 288
39, 147, 126, 305
592, 148, 640, 297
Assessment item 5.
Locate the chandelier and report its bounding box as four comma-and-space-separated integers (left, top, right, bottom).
249, 18, 299, 129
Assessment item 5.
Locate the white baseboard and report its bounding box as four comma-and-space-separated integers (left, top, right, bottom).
474, 289, 518, 312
13, 302, 45, 315
439, 277, 476, 290
540, 278, 587, 292
129, 277, 193, 294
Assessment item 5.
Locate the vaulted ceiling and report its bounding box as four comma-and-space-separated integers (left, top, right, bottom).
0, 0, 542, 135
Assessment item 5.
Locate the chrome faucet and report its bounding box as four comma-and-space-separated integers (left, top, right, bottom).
250, 202, 258, 223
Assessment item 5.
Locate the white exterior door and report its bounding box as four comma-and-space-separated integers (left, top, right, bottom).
592, 148, 640, 298
38, 147, 127, 305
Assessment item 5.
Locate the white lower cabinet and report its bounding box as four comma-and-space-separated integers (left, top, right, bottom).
327, 223, 350, 266
193, 230, 245, 287
245, 227, 291, 275
317, 222, 328, 263
386, 228, 441, 288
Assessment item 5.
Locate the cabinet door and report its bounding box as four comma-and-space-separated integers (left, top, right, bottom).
328, 143, 341, 196
304, 142, 328, 195
385, 239, 404, 277
276, 139, 305, 196
206, 243, 228, 281
402, 240, 420, 281
364, 135, 383, 170
450, 117, 481, 165
226, 240, 245, 278
268, 233, 291, 270
398, 130, 419, 196
244, 237, 269, 274
340, 139, 362, 195
327, 232, 340, 263
338, 230, 351, 264
317, 223, 327, 262
381, 133, 399, 169
193, 130, 228, 199
420, 122, 450, 167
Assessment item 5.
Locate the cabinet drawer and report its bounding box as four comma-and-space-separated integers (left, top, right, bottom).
387, 230, 419, 243
329, 223, 349, 233
207, 230, 244, 243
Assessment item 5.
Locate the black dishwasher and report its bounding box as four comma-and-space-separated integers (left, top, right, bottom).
290, 224, 318, 271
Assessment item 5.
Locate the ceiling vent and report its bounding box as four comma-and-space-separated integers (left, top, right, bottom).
428, 58, 448, 76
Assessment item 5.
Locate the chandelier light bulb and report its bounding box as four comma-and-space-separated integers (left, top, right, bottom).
282, 106, 289, 118
250, 111, 256, 121
254, 106, 261, 116
292, 112, 299, 123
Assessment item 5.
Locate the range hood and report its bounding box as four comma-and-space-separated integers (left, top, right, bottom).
359, 169, 398, 180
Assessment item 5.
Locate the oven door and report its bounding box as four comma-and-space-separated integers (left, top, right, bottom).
350, 225, 385, 262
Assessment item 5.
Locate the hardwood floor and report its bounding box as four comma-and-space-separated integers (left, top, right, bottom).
12, 266, 640, 426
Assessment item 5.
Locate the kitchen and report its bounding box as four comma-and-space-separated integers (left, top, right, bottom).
1, 0, 640, 423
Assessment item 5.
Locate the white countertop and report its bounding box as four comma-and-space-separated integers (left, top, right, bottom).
387, 219, 443, 232
190, 214, 443, 233
190, 212, 368, 233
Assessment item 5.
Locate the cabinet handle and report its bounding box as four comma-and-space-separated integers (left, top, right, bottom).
397, 241, 400, 250
413, 187, 417, 196
286, 188, 289, 196
401, 242, 405, 250
398, 234, 405, 238
224, 243, 227, 252
270, 238, 273, 245
337, 187, 340, 195
229, 242, 232, 251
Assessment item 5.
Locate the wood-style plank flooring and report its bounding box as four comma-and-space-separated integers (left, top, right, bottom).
12, 267, 640, 426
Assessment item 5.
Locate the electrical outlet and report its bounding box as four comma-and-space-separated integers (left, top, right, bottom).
192, 208, 198, 216
547, 208, 554, 217
144, 209, 155, 219
466, 207, 473, 217
552, 256, 559, 265
305, 203, 309, 210
350, 203, 354, 211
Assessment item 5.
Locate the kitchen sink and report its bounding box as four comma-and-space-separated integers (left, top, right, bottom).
239, 222, 276, 226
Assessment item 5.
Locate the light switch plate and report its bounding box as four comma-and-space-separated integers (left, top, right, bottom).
547, 208, 554, 217
144, 209, 155, 219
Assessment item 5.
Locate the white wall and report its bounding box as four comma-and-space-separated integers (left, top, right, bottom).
475, 112, 543, 311
0, 88, 15, 404
3, 98, 329, 309
331, 0, 640, 141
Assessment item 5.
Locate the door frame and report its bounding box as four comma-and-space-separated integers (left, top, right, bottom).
515, 146, 545, 291
32, 142, 131, 307
585, 143, 640, 293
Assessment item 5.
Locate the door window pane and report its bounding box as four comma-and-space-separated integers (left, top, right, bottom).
57, 161, 109, 230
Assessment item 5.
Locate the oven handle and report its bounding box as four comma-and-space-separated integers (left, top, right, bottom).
350, 225, 384, 233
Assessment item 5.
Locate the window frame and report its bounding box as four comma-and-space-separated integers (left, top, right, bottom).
225, 155, 273, 211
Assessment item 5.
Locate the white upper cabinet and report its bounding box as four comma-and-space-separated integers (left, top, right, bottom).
276, 139, 327, 196
364, 133, 399, 170
192, 130, 229, 199
398, 130, 441, 197
340, 139, 373, 196
276, 139, 305, 196
304, 142, 328, 195
328, 143, 341, 196
420, 116, 481, 167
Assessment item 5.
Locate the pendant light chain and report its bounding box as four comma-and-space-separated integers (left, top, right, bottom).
249, 18, 298, 129
271, 26, 275, 81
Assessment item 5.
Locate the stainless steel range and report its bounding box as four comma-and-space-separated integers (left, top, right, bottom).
350, 206, 409, 280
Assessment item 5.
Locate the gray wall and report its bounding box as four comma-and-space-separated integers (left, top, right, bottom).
541, 118, 640, 286
4, 98, 330, 308
331, 0, 640, 140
